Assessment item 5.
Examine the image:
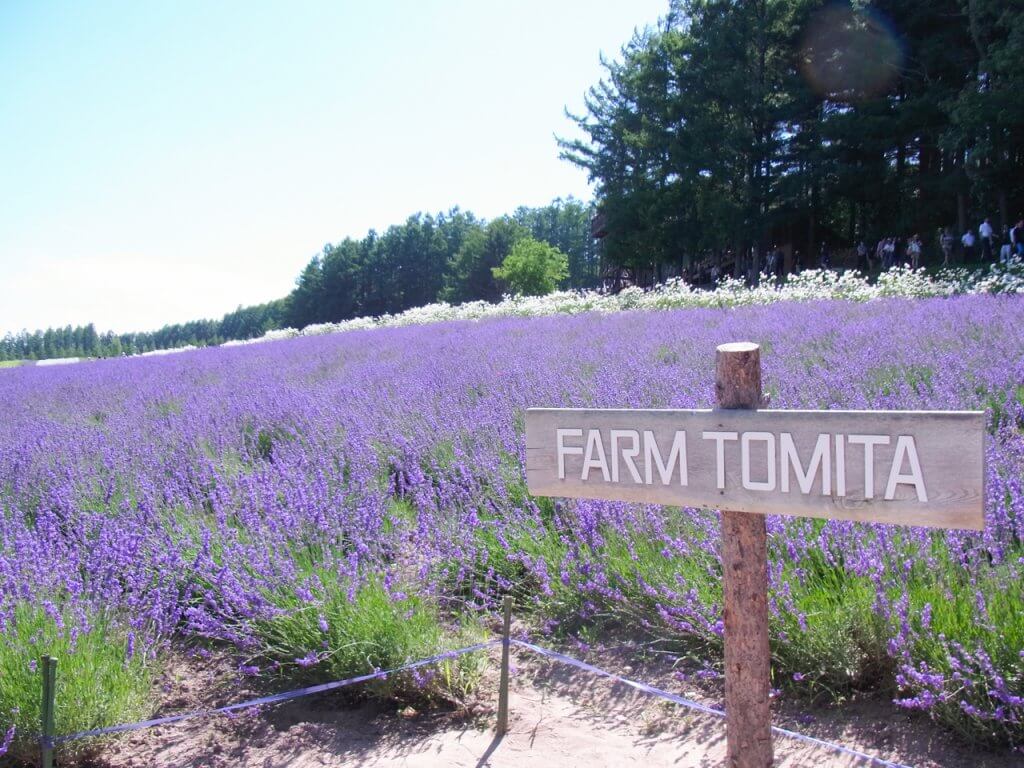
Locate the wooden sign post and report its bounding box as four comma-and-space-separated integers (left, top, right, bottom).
524, 342, 985, 768
716, 342, 772, 766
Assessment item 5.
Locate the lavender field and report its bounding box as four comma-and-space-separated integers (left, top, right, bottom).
1, 294, 1023, 760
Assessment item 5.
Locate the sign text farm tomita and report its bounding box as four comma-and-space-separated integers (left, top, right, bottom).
526, 408, 985, 530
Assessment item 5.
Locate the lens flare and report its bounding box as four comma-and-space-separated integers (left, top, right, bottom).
800, 2, 904, 100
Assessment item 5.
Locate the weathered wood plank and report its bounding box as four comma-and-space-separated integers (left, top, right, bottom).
525, 408, 985, 530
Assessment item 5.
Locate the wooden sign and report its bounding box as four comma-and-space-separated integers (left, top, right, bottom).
526, 408, 985, 530
525, 342, 987, 768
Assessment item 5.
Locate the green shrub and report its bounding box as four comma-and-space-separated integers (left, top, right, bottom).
491, 237, 568, 296
0, 604, 154, 764
771, 558, 890, 698
898, 544, 1024, 745
252, 577, 486, 705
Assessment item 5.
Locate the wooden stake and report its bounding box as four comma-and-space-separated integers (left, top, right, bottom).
40, 656, 57, 768
496, 595, 512, 735
715, 342, 773, 768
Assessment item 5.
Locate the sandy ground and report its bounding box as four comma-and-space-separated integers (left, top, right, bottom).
79, 643, 1018, 768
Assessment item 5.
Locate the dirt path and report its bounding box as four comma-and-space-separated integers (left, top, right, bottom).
88, 645, 1016, 768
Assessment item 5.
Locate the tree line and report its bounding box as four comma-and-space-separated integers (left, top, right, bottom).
0, 300, 287, 361
285, 199, 596, 328
561, 0, 1024, 280
0, 198, 596, 361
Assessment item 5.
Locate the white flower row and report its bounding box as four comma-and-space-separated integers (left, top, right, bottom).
138, 345, 198, 356
28, 262, 1016, 365
224, 260, 1024, 347
21, 262, 1017, 367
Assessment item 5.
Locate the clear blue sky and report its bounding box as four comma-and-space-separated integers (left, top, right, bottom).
0, 0, 666, 335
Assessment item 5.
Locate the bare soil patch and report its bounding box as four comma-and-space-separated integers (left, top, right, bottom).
79, 643, 1017, 768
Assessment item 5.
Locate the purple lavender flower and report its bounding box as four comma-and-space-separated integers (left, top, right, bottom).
0, 725, 15, 757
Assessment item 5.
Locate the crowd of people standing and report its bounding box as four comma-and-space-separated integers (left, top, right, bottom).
856, 235, 925, 270
944, 218, 1024, 267
855, 218, 1024, 272
680, 217, 1024, 289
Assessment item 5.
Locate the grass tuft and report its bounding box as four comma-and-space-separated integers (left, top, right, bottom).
252, 577, 486, 705
0, 605, 154, 764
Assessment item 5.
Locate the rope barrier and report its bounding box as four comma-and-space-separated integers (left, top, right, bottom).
47, 640, 498, 746
40, 634, 917, 768
509, 639, 724, 717
511, 639, 915, 768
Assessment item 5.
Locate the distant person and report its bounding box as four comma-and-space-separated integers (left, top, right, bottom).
907, 235, 922, 269
882, 237, 896, 269
1000, 235, 1013, 264
1013, 220, 1024, 257
765, 245, 778, 278
748, 247, 759, 285
961, 229, 976, 262
940, 228, 955, 267
979, 218, 994, 261
876, 238, 887, 269
724, 248, 738, 278
856, 240, 868, 272
819, 241, 831, 269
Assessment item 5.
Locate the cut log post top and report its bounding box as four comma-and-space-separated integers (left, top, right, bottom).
715, 342, 764, 410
